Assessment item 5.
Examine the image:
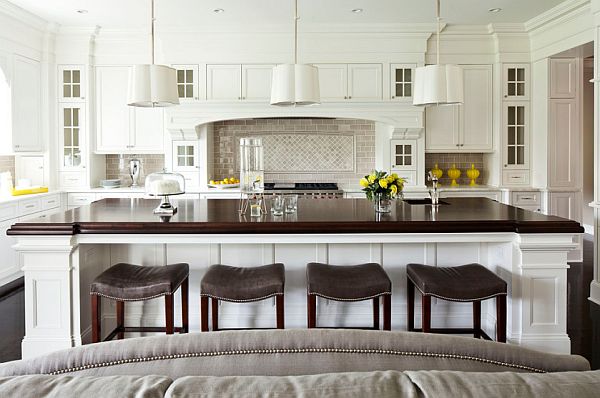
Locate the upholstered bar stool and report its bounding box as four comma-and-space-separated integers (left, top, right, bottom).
306, 262, 392, 330
90, 262, 189, 343
200, 263, 285, 331
406, 263, 507, 342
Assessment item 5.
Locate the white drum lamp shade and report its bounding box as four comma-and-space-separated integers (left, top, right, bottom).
127, 64, 180, 107
270, 64, 320, 106
413, 64, 464, 106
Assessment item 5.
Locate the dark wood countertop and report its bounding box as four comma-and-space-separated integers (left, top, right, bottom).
7, 197, 584, 235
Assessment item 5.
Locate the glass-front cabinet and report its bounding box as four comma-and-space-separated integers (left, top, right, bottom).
58, 65, 85, 102
503, 64, 529, 101
173, 64, 199, 102
390, 139, 417, 186
390, 64, 415, 101
59, 104, 85, 169
503, 103, 529, 169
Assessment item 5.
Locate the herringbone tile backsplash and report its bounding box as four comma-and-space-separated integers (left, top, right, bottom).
213, 118, 375, 189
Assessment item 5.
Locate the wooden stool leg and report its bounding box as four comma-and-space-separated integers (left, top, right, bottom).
496, 295, 507, 343
473, 300, 481, 339
116, 301, 125, 339
211, 298, 219, 331
181, 278, 189, 333
91, 295, 101, 343
307, 294, 316, 328
422, 294, 431, 333
373, 297, 380, 330
276, 295, 285, 329
200, 296, 209, 332
407, 279, 415, 332
383, 294, 391, 331
165, 294, 174, 335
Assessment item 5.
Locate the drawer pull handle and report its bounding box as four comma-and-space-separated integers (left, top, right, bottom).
520, 196, 533, 200
47, 200, 55, 204
25, 205, 35, 209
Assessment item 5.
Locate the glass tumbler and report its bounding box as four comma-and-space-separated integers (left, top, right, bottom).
271, 194, 285, 216
285, 194, 298, 213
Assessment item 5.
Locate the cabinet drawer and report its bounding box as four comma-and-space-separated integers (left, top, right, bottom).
68, 193, 96, 207
18, 198, 42, 216
41, 194, 61, 210
0, 203, 18, 222
60, 172, 86, 188
503, 170, 530, 186
511, 191, 540, 206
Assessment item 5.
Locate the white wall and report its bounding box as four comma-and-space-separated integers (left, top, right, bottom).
583, 63, 595, 230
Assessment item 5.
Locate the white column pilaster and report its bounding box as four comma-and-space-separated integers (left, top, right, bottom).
590, 0, 600, 306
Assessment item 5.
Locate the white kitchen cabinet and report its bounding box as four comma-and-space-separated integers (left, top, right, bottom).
206, 64, 242, 100
58, 65, 86, 102
59, 103, 85, 170
548, 190, 582, 262
390, 63, 415, 101
315, 63, 382, 101
67, 193, 96, 209
425, 65, 492, 152
503, 64, 529, 101
502, 103, 529, 170
348, 64, 382, 101
12, 55, 42, 152
549, 58, 577, 99
16, 155, 45, 187
548, 99, 579, 188
95, 66, 164, 154
315, 64, 347, 101
242, 64, 274, 101
173, 64, 199, 102
390, 139, 417, 186
172, 141, 199, 172
440, 190, 500, 201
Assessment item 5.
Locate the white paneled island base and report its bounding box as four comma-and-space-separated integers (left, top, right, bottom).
14, 232, 577, 358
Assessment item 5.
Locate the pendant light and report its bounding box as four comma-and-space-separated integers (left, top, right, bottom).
128, 0, 179, 107
413, 0, 463, 106
270, 0, 320, 106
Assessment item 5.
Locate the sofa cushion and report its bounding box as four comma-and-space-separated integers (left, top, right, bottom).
165, 371, 416, 398
406, 370, 600, 398
0, 375, 172, 398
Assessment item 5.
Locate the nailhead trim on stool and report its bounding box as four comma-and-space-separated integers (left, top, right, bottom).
200, 263, 285, 331
406, 263, 507, 342
306, 262, 392, 330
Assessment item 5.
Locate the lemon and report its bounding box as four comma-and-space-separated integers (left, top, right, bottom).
209, 180, 215, 185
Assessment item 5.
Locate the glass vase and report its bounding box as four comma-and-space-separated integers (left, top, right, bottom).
374, 193, 394, 213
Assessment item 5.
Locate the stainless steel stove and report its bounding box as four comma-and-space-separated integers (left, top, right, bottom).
264, 183, 344, 199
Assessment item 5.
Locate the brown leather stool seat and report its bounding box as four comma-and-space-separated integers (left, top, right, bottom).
200, 263, 285, 331
306, 262, 392, 330
90, 263, 189, 343
406, 263, 507, 342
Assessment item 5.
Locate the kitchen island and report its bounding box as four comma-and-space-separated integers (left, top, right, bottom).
8, 197, 582, 358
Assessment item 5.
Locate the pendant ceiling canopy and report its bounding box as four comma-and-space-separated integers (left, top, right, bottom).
270, 0, 320, 107
413, 0, 463, 107
127, 0, 179, 107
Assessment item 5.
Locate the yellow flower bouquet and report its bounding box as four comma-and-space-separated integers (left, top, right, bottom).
360, 171, 405, 212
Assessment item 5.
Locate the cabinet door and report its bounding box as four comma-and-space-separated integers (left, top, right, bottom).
59, 104, 85, 170
503, 64, 529, 101
425, 106, 460, 152
315, 64, 347, 101
173, 64, 199, 102
206, 64, 241, 100
503, 103, 529, 169
460, 65, 493, 152
390, 139, 416, 171
548, 99, 579, 188
12, 55, 42, 152
95, 66, 131, 152
58, 65, 86, 102
550, 58, 577, 99
242, 64, 274, 101
348, 64, 382, 101
172, 141, 199, 172
131, 107, 164, 153
390, 63, 415, 101
17, 155, 45, 186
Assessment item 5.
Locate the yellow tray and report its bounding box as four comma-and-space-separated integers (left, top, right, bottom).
11, 187, 49, 196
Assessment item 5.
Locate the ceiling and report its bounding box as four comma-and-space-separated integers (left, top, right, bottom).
8, 0, 567, 29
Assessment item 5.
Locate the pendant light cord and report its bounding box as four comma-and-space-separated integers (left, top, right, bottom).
436, 0, 440, 66
294, 0, 298, 64
151, 0, 155, 65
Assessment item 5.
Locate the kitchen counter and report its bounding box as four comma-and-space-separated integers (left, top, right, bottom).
10, 197, 582, 359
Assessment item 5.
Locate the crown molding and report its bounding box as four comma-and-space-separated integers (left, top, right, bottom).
487, 23, 527, 34
525, 0, 590, 33
0, 0, 48, 32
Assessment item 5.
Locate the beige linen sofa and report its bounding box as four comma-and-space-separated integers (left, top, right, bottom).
0, 329, 598, 397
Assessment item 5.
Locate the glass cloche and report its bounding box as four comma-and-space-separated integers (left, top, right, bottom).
145, 169, 185, 215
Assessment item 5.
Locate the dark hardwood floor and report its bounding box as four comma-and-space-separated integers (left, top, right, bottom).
0, 236, 598, 367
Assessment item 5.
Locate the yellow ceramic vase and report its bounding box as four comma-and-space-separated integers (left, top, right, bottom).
466, 163, 480, 186
447, 164, 461, 187
430, 163, 443, 185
